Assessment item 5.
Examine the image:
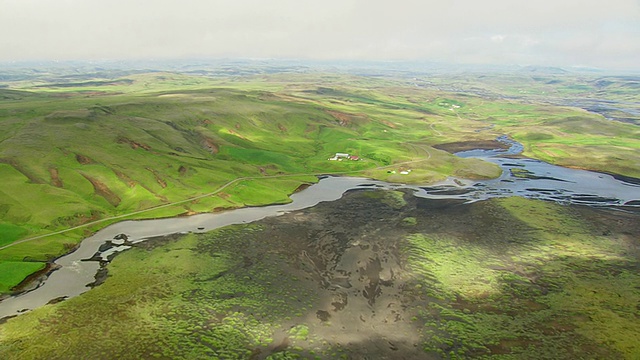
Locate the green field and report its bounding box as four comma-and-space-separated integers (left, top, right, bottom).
0, 69, 638, 296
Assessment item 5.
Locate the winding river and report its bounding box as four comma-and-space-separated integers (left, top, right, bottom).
420, 136, 639, 208
0, 140, 638, 319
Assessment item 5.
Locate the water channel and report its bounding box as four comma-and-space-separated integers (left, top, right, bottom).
0, 139, 638, 319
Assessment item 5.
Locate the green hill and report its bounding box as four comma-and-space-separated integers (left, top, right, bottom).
0, 73, 500, 291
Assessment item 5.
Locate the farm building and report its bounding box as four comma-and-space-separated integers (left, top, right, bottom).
329, 153, 350, 161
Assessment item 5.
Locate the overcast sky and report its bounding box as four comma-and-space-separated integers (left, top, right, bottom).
1, 0, 639, 70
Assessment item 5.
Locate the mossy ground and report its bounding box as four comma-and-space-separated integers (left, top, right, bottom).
0, 191, 637, 359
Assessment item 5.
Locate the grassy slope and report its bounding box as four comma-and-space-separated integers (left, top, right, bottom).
406, 197, 640, 359
0, 195, 637, 359
418, 72, 640, 175
0, 72, 638, 291
0, 73, 497, 290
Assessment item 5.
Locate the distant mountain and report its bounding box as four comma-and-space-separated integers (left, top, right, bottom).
518, 65, 569, 74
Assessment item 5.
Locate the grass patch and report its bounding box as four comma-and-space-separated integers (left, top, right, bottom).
0, 261, 46, 293
0, 223, 27, 247
219, 147, 301, 173
403, 197, 639, 358
406, 234, 503, 298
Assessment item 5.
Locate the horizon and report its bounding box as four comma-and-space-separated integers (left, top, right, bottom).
2, 57, 639, 76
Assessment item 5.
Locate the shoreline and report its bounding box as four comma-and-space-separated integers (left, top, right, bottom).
2, 139, 639, 314
0, 176, 392, 319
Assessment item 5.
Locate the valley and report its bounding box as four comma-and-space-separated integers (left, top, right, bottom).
0, 64, 639, 358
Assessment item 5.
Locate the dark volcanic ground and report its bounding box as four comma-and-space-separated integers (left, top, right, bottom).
192, 188, 639, 359
256, 190, 425, 359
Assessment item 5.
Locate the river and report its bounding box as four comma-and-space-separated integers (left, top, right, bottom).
419, 136, 639, 208
0, 140, 638, 319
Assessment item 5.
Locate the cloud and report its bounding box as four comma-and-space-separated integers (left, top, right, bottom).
0, 0, 638, 70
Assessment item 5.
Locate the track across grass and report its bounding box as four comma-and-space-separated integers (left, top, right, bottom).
0, 153, 435, 251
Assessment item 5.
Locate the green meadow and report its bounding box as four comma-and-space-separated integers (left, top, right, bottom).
0, 70, 638, 297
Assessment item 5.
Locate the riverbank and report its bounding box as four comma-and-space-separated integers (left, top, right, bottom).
3, 70, 639, 299
0, 144, 504, 301
3, 134, 639, 319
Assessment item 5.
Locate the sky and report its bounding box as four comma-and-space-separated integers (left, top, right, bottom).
1, 0, 639, 70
